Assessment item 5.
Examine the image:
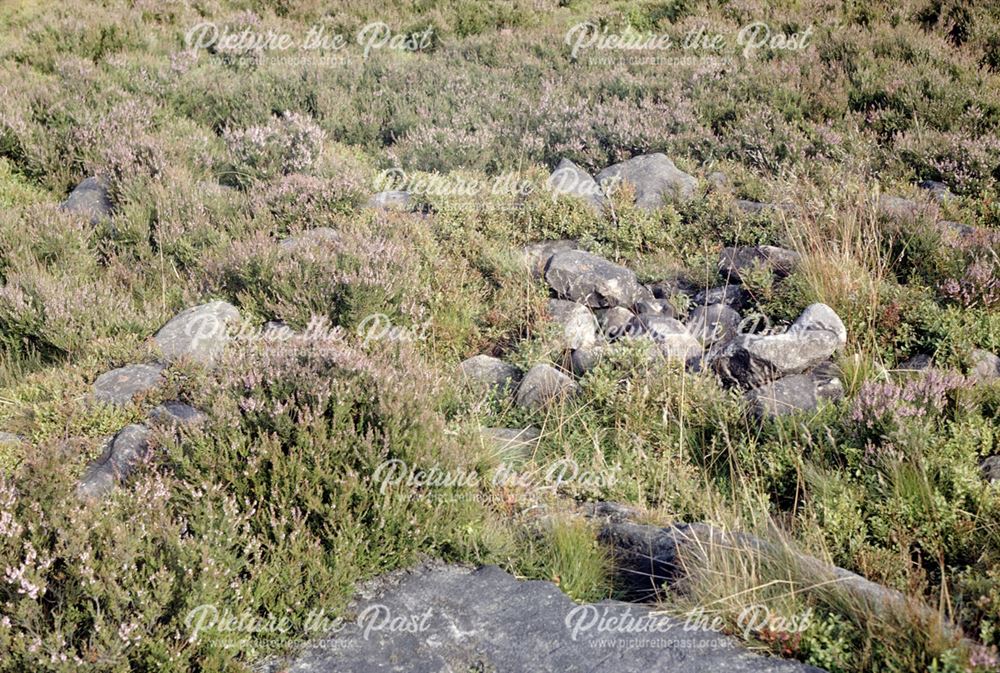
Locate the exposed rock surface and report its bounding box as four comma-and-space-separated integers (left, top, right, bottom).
278, 227, 341, 252
694, 285, 748, 309
522, 239, 578, 279
970, 349, 1000, 384
635, 297, 674, 317
746, 371, 844, 418
154, 301, 241, 367
267, 563, 821, 673
981, 456, 1000, 484
788, 303, 847, 347
60, 176, 112, 223
719, 246, 801, 283
596, 153, 698, 209
713, 330, 841, 389
570, 344, 604, 376
597, 306, 635, 340
77, 424, 152, 500
459, 355, 522, 393
366, 190, 412, 211
148, 401, 207, 428
547, 158, 605, 210
545, 250, 647, 308
632, 315, 701, 362
878, 195, 922, 221
515, 364, 579, 409
687, 304, 741, 346
92, 363, 166, 406
918, 180, 955, 203
546, 299, 599, 350
480, 426, 540, 463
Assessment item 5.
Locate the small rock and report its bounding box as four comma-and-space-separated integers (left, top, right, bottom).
633, 315, 701, 362
981, 456, 1000, 483
789, 303, 847, 347
515, 364, 580, 410
0, 431, 22, 446
366, 190, 412, 211
154, 301, 242, 367
480, 427, 541, 463
706, 171, 728, 191
521, 240, 578, 279
970, 349, 1000, 384
746, 371, 844, 418
597, 306, 635, 341
635, 298, 675, 318
693, 285, 747, 309
148, 401, 207, 428
60, 176, 112, 224
570, 345, 604, 377
687, 304, 741, 346
878, 195, 921, 221
546, 158, 605, 211
713, 330, 841, 389
459, 355, 522, 393
898, 354, 933, 372
77, 424, 152, 500
719, 245, 801, 283
545, 250, 647, 308
918, 180, 955, 203
545, 299, 599, 350
279, 227, 341, 252
92, 363, 166, 406
596, 153, 697, 210
733, 199, 773, 215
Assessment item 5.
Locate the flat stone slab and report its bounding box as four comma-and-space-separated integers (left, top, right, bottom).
60, 176, 112, 224
154, 301, 241, 367
268, 563, 821, 673
148, 400, 206, 428
77, 424, 152, 500
92, 363, 166, 405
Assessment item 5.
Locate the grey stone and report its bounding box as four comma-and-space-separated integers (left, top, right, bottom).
878, 195, 921, 221
365, 190, 412, 211
570, 345, 604, 376
515, 364, 579, 409
154, 301, 241, 367
719, 245, 801, 283
970, 349, 1000, 384
269, 563, 820, 673
898, 354, 933, 372
706, 170, 728, 191
545, 250, 646, 308
713, 330, 841, 389
918, 180, 955, 203
458, 355, 521, 393
545, 299, 599, 350
789, 303, 847, 347
521, 239, 579, 279
92, 363, 166, 406
148, 401, 207, 428
597, 306, 636, 341
693, 285, 748, 309
981, 456, 1000, 483
746, 372, 844, 418
77, 424, 152, 500
596, 153, 698, 210
632, 315, 701, 362
278, 227, 340, 252
733, 199, 773, 215
480, 427, 540, 463
0, 431, 22, 446
547, 158, 605, 211
687, 304, 741, 346
635, 297, 675, 318
60, 176, 112, 224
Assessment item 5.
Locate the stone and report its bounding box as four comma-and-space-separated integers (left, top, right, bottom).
545, 299, 599, 350
746, 372, 844, 418
733, 199, 774, 215
970, 349, 1000, 384
154, 301, 241, 367
596, 153, 698, 210
458, 355, 522, 393
77, 424, 152, 500
632, 315, 701, 362
634, 298, 674, 318
365, 190, 412, 211
92, 363, 166, 406
546, 158, 605, 211
545, 250, 646, 308
268, 563, 819, 673
898, 354, 933, 372
981, 456, 1000, 483
788, 302, 847, 347
278, 227, 340, 252
713, 330, 841, 389
693, 284, 748, 309
480, 427, 540, 463
718, 245, 801, 283
60, 176, 112, 224
0, 431, 22, 446
597, 306, 635, 341
687, 304, 741, 346
878, 195, 921, 221
706, 170, 728, 191
148, 401, 207, 428
918, 180, 955, 203
570, 345, 604, 377
515, 364, 579, 409
521, 239, 578, 279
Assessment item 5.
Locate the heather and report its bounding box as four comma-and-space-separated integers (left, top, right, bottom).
0, 1, 999, 672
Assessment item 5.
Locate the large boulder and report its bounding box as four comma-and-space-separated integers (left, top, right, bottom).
719, 246, 801, 283
521, 239, 578, 279
154, 301, 241, 367
713, 330, 841, 389
545, 250, 647, 308
459, 355, 522, 393
267, 563, 819, 673
546, 158, 604, 211
92, 363, 166, 406
77, 424, 152, 500
60, 176, 112, 224
545, 299, 599, 350
515, 364, 579, 409
596, 153, 697, 210
687, 304, 741, 346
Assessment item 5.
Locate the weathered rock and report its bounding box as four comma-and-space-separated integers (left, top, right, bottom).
77, 424, 152, 500
918, 180, 955, 203
706, 170, 728, 191
365, 190, 412, 211
898, 354, 933, 373
982, 456, 1000, 483
687, 304, 741, 346
597, 306, 636, 341
635, 297, 674, 318
970, 349, 1000, 384
278, 227, 341, 252
545, 250, 646, 308
713, 330, 841, 389
515, 364, 579, 409
746, 371, 844, 418
60, 176, 112, 224
693, 284, 748, 309
632, 315, 701, 362
148, 401, 207, 428
458, 355, 522, 393
719, 245, 801, 283
788, 303, 847, 347
733, 199, 773, 215
596, 153, 697, 210
878, 195, 921, 221
268, 563, 820, 673
570, 345, 604, 377
521, 239, 578, 279
154, 301, 241, 367
92, 363, 166, 406
546, 299, 599, 350
0, 432, 22, 447
547, 158, 604, 211
480, 427, 540, 463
